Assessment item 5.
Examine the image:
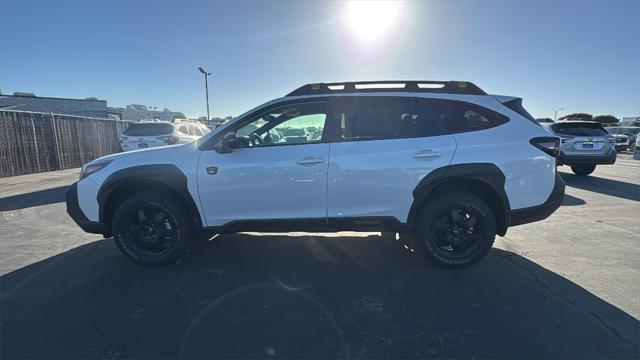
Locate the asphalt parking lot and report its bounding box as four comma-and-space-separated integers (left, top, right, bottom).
1, 154, 638, 359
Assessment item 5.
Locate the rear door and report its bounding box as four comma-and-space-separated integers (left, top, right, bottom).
326, 96, 456, 223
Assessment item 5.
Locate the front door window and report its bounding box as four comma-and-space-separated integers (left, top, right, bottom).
233, 101, 327, 147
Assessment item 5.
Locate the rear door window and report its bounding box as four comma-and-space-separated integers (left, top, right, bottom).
124, 123, 174, 136
429, 99, 509, 134
178, 125, 191, 135
551, 123, 607, 136
334, 97, 441, 141
189, 124, 203, 136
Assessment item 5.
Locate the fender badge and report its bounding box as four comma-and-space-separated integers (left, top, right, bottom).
206, 167, 218, 175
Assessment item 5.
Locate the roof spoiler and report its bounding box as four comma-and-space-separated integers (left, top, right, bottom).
492, 94, 519, 104
492, 94, 537, 123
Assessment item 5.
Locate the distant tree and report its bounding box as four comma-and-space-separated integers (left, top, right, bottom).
592, 115, 620, 124
558, 113, 593, 121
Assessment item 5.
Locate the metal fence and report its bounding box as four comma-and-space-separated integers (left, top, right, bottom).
0, 110, 131, 177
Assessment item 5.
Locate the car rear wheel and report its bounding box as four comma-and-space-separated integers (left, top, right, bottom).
413, 191, 496, 268
571, 165, 596, 176
112, 191, 191, 266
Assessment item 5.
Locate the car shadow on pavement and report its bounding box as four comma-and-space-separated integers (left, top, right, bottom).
1, 233, 637, 359
561, 173, 640, 202
561, 194, 586, 206
0, 185, 68, 211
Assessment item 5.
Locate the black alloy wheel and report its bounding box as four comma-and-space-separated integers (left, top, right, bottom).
112, 192, 191, 266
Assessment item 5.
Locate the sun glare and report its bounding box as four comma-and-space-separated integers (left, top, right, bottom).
345, 1, 402, 44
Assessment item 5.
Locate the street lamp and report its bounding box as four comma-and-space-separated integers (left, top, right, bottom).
554, 107, 564, 121
198, 67, 211, 121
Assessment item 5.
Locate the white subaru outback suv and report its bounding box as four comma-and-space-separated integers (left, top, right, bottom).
66, 81, 565, 268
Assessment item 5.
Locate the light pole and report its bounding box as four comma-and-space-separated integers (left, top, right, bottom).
554, 107, 564, 121
198, 67, 211, 121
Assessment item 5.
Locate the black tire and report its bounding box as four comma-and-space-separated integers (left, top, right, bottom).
413, 191, 496, 269
112, 191, 192, 266
571, 165, 596, 176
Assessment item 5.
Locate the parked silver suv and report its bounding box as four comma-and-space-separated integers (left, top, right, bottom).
542, 121, 616, 175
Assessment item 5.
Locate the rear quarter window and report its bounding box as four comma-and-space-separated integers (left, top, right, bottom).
428, 99, 509, 134
124, 123, 174, 136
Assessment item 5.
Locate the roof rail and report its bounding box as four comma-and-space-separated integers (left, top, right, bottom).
286, 80, 486, 97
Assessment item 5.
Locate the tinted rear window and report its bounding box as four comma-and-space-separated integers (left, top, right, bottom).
551, 123, 607, 136
124, 123, 173, 136
429, 99, 509, 133
335, 97, 441, 141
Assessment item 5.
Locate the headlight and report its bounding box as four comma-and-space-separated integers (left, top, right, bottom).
80, 160, 113, 180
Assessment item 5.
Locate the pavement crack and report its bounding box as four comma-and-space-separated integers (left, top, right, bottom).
497, 253, 634, 349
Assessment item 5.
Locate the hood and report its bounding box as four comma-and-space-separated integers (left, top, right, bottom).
87, 142, 194, 165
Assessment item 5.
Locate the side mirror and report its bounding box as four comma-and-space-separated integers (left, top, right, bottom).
215, 132, 237, 154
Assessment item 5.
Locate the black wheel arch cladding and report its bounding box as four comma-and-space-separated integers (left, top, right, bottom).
97, 164, 201, 230
408, 163, 511, 236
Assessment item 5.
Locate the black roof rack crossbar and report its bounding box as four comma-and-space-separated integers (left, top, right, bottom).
286, 80, 486, 97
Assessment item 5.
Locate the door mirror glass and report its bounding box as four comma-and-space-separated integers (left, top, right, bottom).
215, 132, 238, 153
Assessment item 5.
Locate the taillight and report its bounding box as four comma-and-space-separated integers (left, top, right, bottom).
560, 136, 574, 144
117, 136, 128, 143
605, 135, 615, 144
530, 136, 560, 157
157, 136, 179, 145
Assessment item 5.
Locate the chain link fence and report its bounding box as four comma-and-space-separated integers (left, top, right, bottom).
0, 110, 132, 177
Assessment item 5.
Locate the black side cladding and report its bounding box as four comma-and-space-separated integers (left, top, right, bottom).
409, 163, 511, 236
97, 164, 200, 227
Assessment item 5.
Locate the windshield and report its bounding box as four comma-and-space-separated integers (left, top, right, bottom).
124, 123, 174, 136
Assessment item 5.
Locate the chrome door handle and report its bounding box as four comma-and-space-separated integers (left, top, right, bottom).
296, 157, 325, 165
413, 150, 442, 159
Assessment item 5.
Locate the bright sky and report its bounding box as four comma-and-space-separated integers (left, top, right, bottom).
2, 0, 639, 119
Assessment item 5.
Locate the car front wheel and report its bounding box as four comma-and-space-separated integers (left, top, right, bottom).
571, 165, 596, 176
414, 191, 496, 268
112, 191, 192, 266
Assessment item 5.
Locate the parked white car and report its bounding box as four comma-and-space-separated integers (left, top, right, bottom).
66, 80, 564, 268
119, 120, 210, 151
612, 134, 629, 152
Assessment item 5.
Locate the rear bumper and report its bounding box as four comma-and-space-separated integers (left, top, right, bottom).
510, 172, 565, 227
65, 182, 105, 234
557, 150, 616, 166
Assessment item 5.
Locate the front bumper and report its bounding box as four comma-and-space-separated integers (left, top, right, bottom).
557, 150, 616, 166
65, 182, 105, 234
510, 172, 565, 227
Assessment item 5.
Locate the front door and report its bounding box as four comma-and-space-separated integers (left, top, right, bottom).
197, 100, 331, 227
